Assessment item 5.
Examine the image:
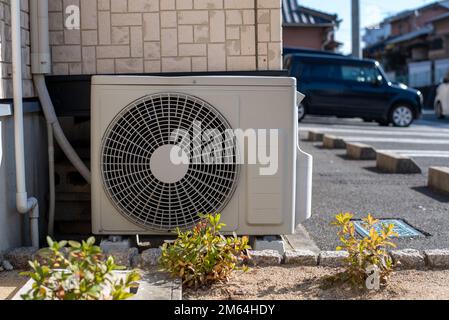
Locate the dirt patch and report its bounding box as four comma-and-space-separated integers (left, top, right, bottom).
184, 266, 449, 300
0, 271, 27, 300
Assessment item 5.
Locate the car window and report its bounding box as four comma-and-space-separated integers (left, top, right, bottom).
342, 64, 378, 83
305, 62, 342, 81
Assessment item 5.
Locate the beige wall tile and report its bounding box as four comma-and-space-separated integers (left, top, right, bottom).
162, 57, 191, 72
112, 26, 130, 44
145, 60, 161, 72
128, 0, 159, 12
143, 13, 160, 41
144, 42, 161, 59
207, 43, 225, 71
97, 59, 115, 73
116, 58, 144, 73
161, 28, 178, 56
130, 27, 144, 57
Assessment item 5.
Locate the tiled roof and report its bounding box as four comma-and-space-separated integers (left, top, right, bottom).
282, 0, 339, 27
389, 0, 449, 23
386, 25, 434, 45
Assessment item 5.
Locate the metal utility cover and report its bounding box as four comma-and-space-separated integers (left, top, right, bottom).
353, 219, 424, 238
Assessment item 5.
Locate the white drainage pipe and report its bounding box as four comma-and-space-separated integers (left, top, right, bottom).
30, 0, 91, 183
30, 0, 91, 235
11, 0, 40, 248
47, 123, 55, 236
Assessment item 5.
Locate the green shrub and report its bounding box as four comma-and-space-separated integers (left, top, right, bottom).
160, 214, 251, 288
20, 237, 140, 300
331, 213, 398, 287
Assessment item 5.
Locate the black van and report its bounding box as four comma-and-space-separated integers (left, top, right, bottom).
285, 53, 423, 127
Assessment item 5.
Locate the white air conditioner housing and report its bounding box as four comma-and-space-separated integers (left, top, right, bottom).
91, 76, 312, 235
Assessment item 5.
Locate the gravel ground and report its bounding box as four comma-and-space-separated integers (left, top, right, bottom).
0, 271, 27, 300
184, 266, 449, 300
300, 138, 449, 251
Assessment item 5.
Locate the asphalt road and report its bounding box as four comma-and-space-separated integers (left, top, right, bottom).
299, 111, 449, 251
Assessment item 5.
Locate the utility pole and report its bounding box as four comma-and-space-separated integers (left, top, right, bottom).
352, 0, 362, 58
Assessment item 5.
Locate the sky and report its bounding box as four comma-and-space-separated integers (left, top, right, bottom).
299, 0, 439, 53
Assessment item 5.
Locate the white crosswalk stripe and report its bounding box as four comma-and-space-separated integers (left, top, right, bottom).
299, 124, 449, 159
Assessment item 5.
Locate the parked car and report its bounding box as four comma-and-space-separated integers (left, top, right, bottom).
434, 73, 449, 119
285, 53, 423, 127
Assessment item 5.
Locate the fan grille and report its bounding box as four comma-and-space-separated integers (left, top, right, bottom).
100, 93, 240, 231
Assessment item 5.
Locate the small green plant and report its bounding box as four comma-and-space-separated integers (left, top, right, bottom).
20, 237, 140, 300
331, 213, 398, 288
160, 214, 251, 288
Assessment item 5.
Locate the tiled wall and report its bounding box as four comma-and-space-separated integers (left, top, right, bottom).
48, 0, 282, 75
0, 0, 34, 98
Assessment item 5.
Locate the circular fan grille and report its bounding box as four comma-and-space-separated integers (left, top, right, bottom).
101, 93, 240, 231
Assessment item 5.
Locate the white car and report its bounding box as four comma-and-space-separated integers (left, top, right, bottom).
434, 78, 449, 118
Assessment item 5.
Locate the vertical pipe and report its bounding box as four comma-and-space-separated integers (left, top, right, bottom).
47, 123, 55, 236
12, 0, 26, 198
11, 0, 40, 248
352, 0, 362, 58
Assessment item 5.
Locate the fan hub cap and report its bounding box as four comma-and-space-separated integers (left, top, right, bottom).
150, 145, 189, 184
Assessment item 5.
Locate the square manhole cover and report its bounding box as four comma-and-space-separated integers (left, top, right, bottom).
353, 219, 424, 238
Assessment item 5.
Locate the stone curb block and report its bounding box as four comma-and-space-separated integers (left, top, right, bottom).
4, 247, 39, 269
248, 250, 282, 266
284, 250, 318, 266
104, 248, 140, 268
253, 238, 286, 256
307, 131, 324, 142
318, 251, 349, 267
323, 135, 346, 149
346, 142, 377, 160
428, 167, 449, 195
376, 151, 422, 174
390, 249, 426, 270
424, 249, 449, 269
140, 248, 163, 268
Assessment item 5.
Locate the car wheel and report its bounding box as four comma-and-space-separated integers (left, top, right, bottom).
298, 103, 306, 122
390, 104, 414, 127
435, 102, 445, 119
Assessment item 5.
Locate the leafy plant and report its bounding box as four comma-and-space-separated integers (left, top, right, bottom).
160, 214, 251, 288
20, 237, 140, 300
331, 213, 398, 287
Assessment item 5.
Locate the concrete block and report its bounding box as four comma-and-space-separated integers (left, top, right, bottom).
323, 135, 346, 149
104, 248, 139, 268
140, 248, 163, 268
376, 152, 422, 174
253, 236, 286, 255
284, 250, 318, 266
247, 250, 282, 266
319, 251, 348, 267
390, 249, 425, 269
307, 130, 324, 142
346, 142, 377, 160
424, 249, 449, 269
100, 238, 131, 252
428, 167, 449, 195
5, 247, 38, 269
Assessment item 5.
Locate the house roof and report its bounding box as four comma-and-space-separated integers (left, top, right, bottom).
282, 0, 340, 27
429, 11, 449, 23
386, 24, 434, 45
389, 0, 449, 23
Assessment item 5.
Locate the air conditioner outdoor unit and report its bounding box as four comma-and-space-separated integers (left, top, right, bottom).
91, 76, 312, 235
